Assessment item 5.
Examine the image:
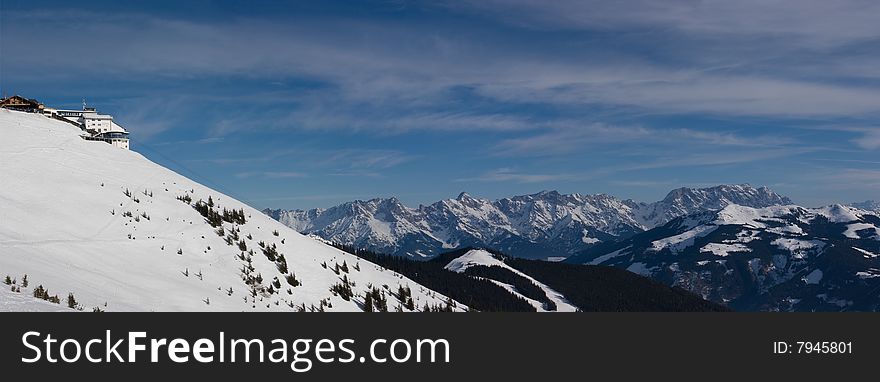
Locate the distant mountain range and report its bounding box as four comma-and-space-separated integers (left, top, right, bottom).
566, 204, 880, 311
850, 200, 880, 212
264, 184, 793, 259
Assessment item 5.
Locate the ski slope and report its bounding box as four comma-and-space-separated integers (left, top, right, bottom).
444, 249, 577, 312
0, 109, 464, 312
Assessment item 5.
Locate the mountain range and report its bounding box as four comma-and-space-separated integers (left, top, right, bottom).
566, 204, 880, 311
850, 200, 880, 212
264, 184, 793, 260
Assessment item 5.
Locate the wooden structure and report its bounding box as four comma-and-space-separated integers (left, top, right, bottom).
0, 95, 45, 113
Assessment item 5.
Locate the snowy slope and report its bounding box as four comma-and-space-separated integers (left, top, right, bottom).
443, 249, 577, 312
0, 110, 464, 312
266, 185, 791, 260
0, 286, 70, 312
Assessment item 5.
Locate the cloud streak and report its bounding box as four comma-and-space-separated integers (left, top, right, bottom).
455, 168, 577, 183
5, 4, 880, 123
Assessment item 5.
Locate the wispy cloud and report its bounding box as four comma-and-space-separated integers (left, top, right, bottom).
235, 171, 307, 179
855, 130, 880, 150
322, 149, 417, 169
455, 168, 577, 183
492, 122, 796, 157
6, 5, 880, 123
812, 168, 880, 191
439, 0, 880, 47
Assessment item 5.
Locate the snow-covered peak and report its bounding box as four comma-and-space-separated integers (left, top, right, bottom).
443, 249, 504, 273
636, 184, 793, 227
713, 204, 806, 228
814, 204, 863, 223
442, 249, 578, 312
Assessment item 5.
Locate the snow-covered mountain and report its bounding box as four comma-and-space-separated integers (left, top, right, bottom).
850, 200, 880, 213
632, 184, 793, 227
265, 185, 792, 260
0, 109, 464, 312
567, 204, 880, 311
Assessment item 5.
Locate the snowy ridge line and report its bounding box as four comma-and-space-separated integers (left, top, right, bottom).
444, 249, 578, 312
267, 184, 795, 259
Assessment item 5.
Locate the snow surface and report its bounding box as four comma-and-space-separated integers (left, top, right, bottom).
0, 286, 71, 312
649, 225, 717, 254
855, 269, 880, 279
588, 245, 632, 265
766, 224, 805, 236
0, 110, 464, 312
843, 223, 880, 239
853, 247, 879, 259
771, 238, 825, 259
814, 205, 862, 223
713, 204, 801, 228
699, 243, 751, 257
443, 249, 577, 312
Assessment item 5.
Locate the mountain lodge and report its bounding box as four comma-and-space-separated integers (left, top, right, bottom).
1, 95, 130, 150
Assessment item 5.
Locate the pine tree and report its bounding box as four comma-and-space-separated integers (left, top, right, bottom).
3, 276, 10, 285
21, 274, 28, 288
33, 285, 47, 300
286, 273, 300, 287
67, 293, 78, 309
363, 292, 374, 312
207, 196, 214, 207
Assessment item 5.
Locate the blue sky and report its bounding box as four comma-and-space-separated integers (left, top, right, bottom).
2, 0, 879, 209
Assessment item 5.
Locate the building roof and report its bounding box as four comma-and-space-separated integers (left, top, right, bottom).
83, 114, 113, 120
0, 95, 43, 108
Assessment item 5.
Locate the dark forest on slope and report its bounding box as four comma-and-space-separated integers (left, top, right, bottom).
332, 244, 727, 312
